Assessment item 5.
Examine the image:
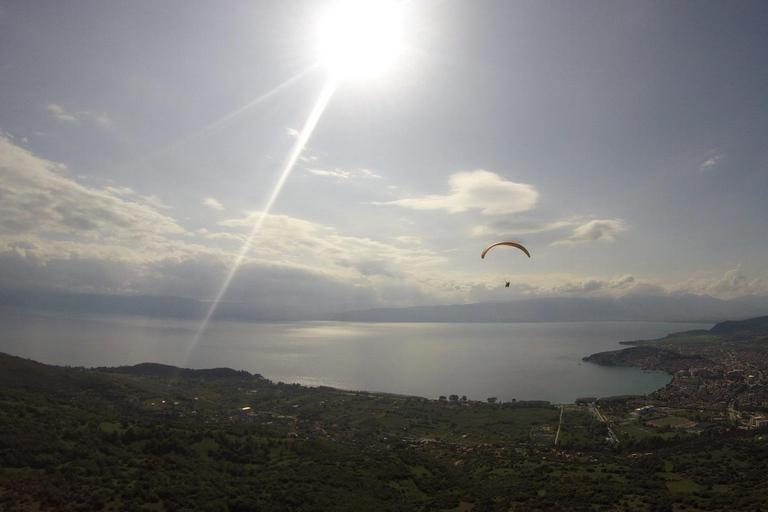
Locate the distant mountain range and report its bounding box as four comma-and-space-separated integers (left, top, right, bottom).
0, 288, 301, 322
2, 288, 768, 324
330, 294, 768, 324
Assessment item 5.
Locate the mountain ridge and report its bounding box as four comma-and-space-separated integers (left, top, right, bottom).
2, 288, 768, 324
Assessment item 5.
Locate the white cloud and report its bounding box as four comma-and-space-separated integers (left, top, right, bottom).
141, 194, 171, 210
46, 104, 80, 124
0, 135, 186, 241
307, 168, 352, 179
698, 154, 723, 171
306, 167, 382, 180
217, 211, 448, 275
380, 170, 538, 215
203, 197, 225, 211
677, 267, 768, 299
360, 168, 382, 179
0, 136, 460, 310
395, 236, 422, 245
552, 219, 628, 245
46, 103, 114, 131
104, 186, 137, 196
552, 274, 637, 295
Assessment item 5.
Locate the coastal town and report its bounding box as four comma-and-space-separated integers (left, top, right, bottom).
583, 316, 768, 441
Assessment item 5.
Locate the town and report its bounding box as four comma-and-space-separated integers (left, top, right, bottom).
583, 316, 768, 444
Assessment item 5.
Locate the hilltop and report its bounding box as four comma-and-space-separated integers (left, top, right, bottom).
709, 315, 768, 335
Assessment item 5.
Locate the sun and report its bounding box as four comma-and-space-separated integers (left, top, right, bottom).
317, 0, 404, 81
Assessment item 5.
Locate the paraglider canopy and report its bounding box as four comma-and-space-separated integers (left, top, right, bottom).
480, 242, 531, 259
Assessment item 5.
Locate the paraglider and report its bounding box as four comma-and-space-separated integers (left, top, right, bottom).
481, 241, 531, 259
481, 242, 531, 289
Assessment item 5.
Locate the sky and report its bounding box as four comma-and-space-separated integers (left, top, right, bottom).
1, 0, 768, 317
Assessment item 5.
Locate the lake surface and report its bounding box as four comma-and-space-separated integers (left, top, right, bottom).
0, 309, 710, 403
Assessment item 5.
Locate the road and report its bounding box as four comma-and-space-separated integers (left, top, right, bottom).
554, 405, 564, 445
589, 403, 619, 446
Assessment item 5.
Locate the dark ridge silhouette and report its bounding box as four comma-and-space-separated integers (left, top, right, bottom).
95, 363, 257, 380
710, 315, 768, 335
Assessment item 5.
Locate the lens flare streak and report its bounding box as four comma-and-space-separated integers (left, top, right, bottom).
187, 76, 339, 357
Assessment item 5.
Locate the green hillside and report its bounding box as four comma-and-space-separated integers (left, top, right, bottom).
2, 352, 768, 511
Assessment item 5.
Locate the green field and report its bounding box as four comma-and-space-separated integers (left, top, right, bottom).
648, 416, 691, 428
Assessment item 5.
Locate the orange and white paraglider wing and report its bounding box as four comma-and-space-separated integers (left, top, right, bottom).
480, 242, 531, 259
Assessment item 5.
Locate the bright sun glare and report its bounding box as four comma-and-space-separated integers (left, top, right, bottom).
191, 1, 407, 354
318, 0, 404, 80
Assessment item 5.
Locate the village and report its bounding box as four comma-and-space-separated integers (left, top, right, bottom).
586, 326, 768, 443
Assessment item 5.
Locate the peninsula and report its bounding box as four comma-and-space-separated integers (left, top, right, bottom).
583, 315, 768, 428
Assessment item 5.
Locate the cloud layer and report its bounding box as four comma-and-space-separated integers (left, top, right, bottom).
0, 136, 185, 241
2, 135, 766, 313
552, 219, 628, 245
382, 170, 538, 215
0, 136, 460, 311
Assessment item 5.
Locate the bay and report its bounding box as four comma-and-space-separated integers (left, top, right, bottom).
0, 309, 709, 403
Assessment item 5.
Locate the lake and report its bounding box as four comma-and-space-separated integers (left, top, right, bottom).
0, 309, 709, 403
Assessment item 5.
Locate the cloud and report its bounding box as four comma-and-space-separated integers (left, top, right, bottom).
698, 154, 723, 171
552, 219, 627, 245
0, 135, 186, 241
552, 274, 637, 295
16, 134, 754, 313
677, 267, 768, 299
203, 197, 225, 211
46, 104, 80, 124
395, 236, 422, 245
307, 168, 352, 179
0, 136, 462, 310
46, 103, 114, 131
464, 272, 673, 302
217, 211, 448, 275
306, 167, 382, 180
380, 170, 538, 215
104, 186, 137, 196
360, 168, 382, 179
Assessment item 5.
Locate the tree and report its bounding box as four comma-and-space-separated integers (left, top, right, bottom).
449, 395, 459, 403
487, 397, 497, 404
